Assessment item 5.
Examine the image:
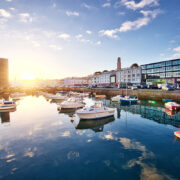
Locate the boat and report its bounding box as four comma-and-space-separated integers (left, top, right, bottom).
120, 97, 138, 105
58, 98, 85, 110
111, 95, 123, 102
165, 102, 180, 111
174, 131, 180, 138
0, 100, 16, 111
76, 101, 115, 120
50, 93, 67, 100
147, 100, 157, 104
165, 108, 179, 116
76, 116, 115, 132
95, 95, 106, 99
162, 99, 172, 103
11, 92, 26, 100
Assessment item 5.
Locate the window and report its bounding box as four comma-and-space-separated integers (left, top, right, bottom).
166, 72, 171, 77
166, 66, 172, 71
173, 65, 180, 71
141, 65, 146, 69
173, 59, 180, 65
173, 72, 180, 77
166, 61, 171, 66
142, 70, 146, 74
160, 73, 165, 78
147, 64, 154, 69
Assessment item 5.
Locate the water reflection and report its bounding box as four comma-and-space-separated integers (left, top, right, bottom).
0, 112, 10, 123
76, 116, 115, 132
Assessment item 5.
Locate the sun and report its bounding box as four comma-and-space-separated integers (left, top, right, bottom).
21, 73, 35, 80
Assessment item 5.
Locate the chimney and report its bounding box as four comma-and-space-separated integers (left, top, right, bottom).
117, 57, 121, 70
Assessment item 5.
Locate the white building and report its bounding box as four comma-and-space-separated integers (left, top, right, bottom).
92, 71, 111, 85
116, 65, 141, 84
64, 77, 92, 87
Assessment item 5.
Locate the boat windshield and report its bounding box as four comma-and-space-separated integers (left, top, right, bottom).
67, 98, 75, 102
94, 102, 103, 108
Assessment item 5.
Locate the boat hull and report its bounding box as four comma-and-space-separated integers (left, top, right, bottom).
77, 110, 115, 120
174, 131, 180, 138
165, 104, 180, 111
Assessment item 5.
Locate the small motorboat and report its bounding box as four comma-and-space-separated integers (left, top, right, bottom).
120, 97, 138, 105
165, 102, 180, 111
76, 101, 115, 120
111, 95, 123, 102
58, 98, 85, 110
162, 99, 172, 103
174, 131, 180, 138
95, 95, 106, 100
0, 100, 16, 111
51, 94, 67, 100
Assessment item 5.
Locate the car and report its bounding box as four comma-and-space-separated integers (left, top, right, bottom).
131, 85, 138, 90
162, 84, 174, 91
147, 85, 158, 89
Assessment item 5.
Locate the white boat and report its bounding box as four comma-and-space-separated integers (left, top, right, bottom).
76, 101, 115, 120
111, 95, 123, 102
0, 100, 16, 111
50, 93, 67, 100
11, 92, 26, 100
165, 102, 180, 111
58, 98, 85, 110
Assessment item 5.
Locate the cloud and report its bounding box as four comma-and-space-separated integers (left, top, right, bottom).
86, 30, 92, 35
99, 29, 119, 39
172, 46, 180, 58
58, 33, 70, 40
140, 9, 162, 18
66, 11, 79, 16
102, 3, 111, 8
99, 9, 161, 38
0, 9, 11, 18
119, 17, 150, 32
81, 3, 93, 9
19, 13, 33, 23
173, 46, 180, 52
75, 34, 83, 39
119, 0, 159, 10
52, 3, 56, 8
49, 44, 62, 51
6, 0, 12, 2
9, 7, 15, 11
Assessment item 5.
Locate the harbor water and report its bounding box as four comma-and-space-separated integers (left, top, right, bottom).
0, 95, 180, 180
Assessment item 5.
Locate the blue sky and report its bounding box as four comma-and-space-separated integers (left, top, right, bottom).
0, 0, 180, 80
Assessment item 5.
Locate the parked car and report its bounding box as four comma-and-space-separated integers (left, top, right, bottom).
147, 85, 158, 89
162, 84, 174, 91
140, 83, 147, 89
131, 85, 138, 90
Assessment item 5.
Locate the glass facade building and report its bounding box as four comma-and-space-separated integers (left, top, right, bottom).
141, 59, 180, 86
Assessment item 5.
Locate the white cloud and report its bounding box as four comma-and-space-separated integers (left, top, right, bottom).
58, 33, 70, 40
86, 30, 92, 35
52, 3, 56, 8
102, 3, 111, 8
6, 0, 12, 2
75, 34, 83, 39
0, 9, 11, 18
99, 8, 161, 38
119, 17, 150, 32
19, 13, 33, 23
49, 44, 62, 51
117, 11, 126, 15
66, 11, 79, 16
31, 41, 40, 47
81, 3, 93, 9
173, 46, 180, 52
99, 29, 119, 39
120, 0, 159, 10
140, 9, 162, 19
96, 41, 101, 45
9, 7, 15, 11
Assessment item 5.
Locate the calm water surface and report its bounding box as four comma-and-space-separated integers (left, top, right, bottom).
0, 96, 180, 180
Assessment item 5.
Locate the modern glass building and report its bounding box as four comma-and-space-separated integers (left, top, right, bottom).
141, 59, 180, 87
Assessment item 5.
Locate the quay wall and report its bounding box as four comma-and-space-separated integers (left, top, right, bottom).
57, 87, 180, 102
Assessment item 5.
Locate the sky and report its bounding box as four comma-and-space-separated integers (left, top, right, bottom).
0, 0, 180, 80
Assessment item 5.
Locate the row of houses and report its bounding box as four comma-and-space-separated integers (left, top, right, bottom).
63, 57, 180, 88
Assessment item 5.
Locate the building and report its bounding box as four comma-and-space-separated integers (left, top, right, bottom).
116, 64, 141, 85
92, 71, 111, 86
117, 57, 121, 70
64, 76, 92, 87
141, 59, 180, 87
0, 58, 9, 89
